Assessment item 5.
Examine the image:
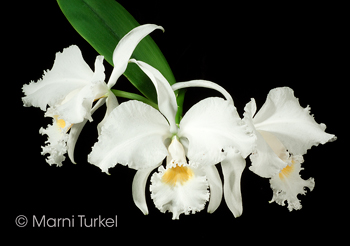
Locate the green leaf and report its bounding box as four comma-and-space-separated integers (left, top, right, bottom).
57, 0, 177, 104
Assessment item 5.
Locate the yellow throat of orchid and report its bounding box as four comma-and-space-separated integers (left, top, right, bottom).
56, 117, 66, 129
279, 162, 294, 180
162, 164, 194, 186
54, 115, 72, 132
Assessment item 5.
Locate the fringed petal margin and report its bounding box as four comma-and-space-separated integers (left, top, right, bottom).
269, 155, 315, 211
150, 162, 210, 220
39, 116, 70, 166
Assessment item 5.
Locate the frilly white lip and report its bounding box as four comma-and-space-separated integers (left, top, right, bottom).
269, 155, 315, 211
149, 142, 210, 220
38, 116, 68, 167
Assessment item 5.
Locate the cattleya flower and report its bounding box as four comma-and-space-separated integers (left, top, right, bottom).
244, 87, 336, 211
88, 59, 255, 219
21, 24, 163, 166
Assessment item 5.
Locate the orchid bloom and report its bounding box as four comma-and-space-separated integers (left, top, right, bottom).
22, 24, 163, 166
243, 87, 336, 211
88, 60, 254, 219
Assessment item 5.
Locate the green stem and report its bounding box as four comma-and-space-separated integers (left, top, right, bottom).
175, 88, 186, 126
111, 89, 159, 109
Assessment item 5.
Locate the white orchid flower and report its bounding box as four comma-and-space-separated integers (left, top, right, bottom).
88, 60, 255, 219
22, 24, 163, 166
243, 87, 336, 211
172, 81, 254, 217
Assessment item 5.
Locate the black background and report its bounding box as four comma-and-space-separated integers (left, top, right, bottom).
6, 0, 344, 242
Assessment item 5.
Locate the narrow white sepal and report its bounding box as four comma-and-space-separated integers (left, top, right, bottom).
172, 80, 233, 103
107, 24, 164, 88
204, 165, 223, 213
129, 59, 178, 133
221, 149, 246, 218
132, 166, 158, 215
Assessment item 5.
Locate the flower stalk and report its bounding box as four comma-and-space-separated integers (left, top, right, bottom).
111, 89, 158, 110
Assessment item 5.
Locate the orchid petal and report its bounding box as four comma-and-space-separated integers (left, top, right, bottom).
49, 81, 108, 124
91, 55, 106, 83
249, 130, 289, 178
204, 165, 223, 213
60, 55, 106, 123
179, 97, 254, 165
130, 59, 177, 133
107, 24, 164, 88
22, 45, 94, 111
88, 100, 170, 173
221, 149, 246, 217
253, 87, 336, 155
172, 80, 233, 103
132, 166, 157, 215
244, 99, 288, 177
243, 97, 257, 120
